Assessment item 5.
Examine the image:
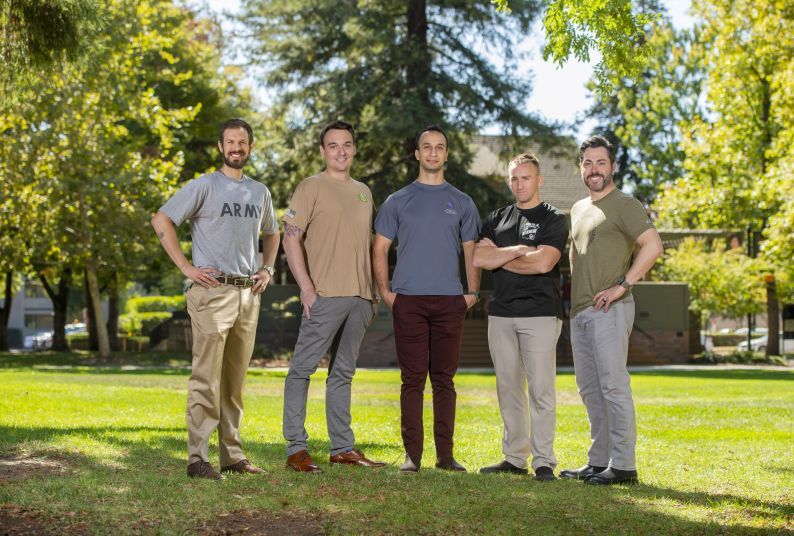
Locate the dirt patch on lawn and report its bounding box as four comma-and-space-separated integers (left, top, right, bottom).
0, 505, 88, 535
196, 509, 325, 535
0, 455, 69, 484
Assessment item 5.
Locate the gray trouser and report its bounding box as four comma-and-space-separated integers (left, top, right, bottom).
283, 296, 372, 456
570, 297, 636, 471
488, 315, 562, 470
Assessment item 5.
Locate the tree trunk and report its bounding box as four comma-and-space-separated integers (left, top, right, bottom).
0, 271, 13, 351
86, 276, 98, 350
688, 310, 703, 354
85, 262, 110, 359
39, 268, 72, 351
766, 278, 779, 356
107, 272, 120, 352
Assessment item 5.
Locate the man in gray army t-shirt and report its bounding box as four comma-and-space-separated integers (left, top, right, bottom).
152, 118, 280, 480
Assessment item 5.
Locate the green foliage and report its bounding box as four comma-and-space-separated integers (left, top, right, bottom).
0, 0, 101, 98
492, 0, 658, 94
241, 0, 550, 208
588, 13, 705, 202
690, 351, 788, 366
118, 312, 171, 336
125, 295, 185, 314
658, 237, 764, 321
655, 0, 794, 302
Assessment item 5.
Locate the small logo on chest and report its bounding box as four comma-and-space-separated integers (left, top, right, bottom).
444, 201, 457, 215
521, 221, 539, 240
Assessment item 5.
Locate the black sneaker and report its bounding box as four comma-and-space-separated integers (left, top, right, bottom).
187, 460, 224, 481
534, 466, 557, 481
479, 460, 528, 475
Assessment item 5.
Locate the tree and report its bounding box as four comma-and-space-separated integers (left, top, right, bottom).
655, 0, 794, 355
0, 0, 101, 100
588, 15, 705, 203
241, 0, 555, 208
657, 238, 764, 353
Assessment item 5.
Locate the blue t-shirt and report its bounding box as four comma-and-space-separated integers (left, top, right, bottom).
374, 180, 481, 295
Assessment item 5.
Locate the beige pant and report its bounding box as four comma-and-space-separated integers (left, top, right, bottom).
488, 315, 562, 470
185, 284, 260, 465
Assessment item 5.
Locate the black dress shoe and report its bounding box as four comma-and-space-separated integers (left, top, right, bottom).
559, 464, 607, 480
585, 467, 638, 485
479, 460, 528, 475
435, 457, 467, 472
534, 466, 557, 481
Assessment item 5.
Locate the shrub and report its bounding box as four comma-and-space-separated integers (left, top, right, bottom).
119, 312, 172, 336
126, 296, 185, 314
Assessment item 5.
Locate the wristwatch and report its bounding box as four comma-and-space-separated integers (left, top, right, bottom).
616, 276, 632, 290
262, 265, 275, 277
465, 291, 481, 303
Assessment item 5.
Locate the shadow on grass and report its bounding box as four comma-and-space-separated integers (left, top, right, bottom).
631, 369, 793, 381
0, 351, 191, 370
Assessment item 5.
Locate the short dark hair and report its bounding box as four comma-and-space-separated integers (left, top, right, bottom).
320, 120, 355, 146
219, 118, 254, 144
579, 136, 615, 164
414, 124, 448, 150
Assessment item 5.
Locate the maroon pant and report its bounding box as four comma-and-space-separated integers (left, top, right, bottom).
392, 294, 467, 464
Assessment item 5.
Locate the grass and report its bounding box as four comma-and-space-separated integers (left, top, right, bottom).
0, 352, 792, 534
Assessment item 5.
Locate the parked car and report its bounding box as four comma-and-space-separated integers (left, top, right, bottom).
29, 331, 53, 351
737, 334, 794, 353
734, 327, 768, 336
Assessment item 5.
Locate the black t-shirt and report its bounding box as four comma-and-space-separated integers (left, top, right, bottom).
481, 202, 569, 318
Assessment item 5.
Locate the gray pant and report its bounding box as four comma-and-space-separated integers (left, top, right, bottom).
488, 315, 562, 470
283, 296, 372, 456
570, 297, 636, 471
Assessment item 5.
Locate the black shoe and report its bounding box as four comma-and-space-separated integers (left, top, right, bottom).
534, 466, 557, 481
585, 467, 638, 485
435, 457, 467, 472
559, 464, 607, 480
479, 460, 528, 475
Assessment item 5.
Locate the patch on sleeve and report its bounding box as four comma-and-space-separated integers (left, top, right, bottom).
285, 208, 296, 219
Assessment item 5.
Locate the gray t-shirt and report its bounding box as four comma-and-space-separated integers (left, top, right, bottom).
159, 171, 278, 276
374, 180, 481, 295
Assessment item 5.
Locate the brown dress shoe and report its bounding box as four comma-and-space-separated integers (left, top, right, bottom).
221, 459, 264, 474
187, 460, 224, 481
329, 448, 386, 468
286, 449, 322, 473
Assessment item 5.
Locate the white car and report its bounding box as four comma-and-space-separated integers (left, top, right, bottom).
737, 334, 793, 353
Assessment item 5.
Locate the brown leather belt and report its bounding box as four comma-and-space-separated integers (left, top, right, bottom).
213, 275, 254, 288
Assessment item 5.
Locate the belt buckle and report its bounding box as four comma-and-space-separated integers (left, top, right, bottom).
233, 277, 247, 287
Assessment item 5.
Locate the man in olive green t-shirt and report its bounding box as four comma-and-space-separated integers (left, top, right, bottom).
559, 136, 663, 486
281, 121, 385, 473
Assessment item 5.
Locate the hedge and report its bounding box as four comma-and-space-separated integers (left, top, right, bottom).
126, 295, 185, 314
119, 312, 172, 336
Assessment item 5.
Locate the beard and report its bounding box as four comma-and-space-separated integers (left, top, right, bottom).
583, 171, 614, 192
223, 151, 249, 169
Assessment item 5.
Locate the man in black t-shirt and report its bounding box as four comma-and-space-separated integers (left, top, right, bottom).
473, 153, 568, 481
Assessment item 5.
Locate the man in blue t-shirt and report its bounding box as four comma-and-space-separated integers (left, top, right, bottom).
473, 153, 568, 481
373, 125, 481, 473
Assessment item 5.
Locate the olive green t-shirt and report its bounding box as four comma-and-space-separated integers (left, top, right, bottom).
570, 188, 655, 318
283, 172, 374, 299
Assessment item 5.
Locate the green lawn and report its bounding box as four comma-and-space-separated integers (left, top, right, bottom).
0, 353, 792, 534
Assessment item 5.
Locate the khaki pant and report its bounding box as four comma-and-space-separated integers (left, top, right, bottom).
488, 315, 562, 470
185, 284, 260, 465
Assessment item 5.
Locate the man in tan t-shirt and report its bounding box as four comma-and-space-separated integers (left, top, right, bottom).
281, 121, 385, 473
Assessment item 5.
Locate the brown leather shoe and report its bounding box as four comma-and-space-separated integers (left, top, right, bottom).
187, 460, 224, 480
329, 448, 386, 468
286, 449, 322, 473
221, 459, 264, 474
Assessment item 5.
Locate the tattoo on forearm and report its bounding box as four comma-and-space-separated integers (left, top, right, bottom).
158, 231, 165, 240
284, 223, 304, 237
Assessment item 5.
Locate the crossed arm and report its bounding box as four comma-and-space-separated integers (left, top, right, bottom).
473, 238, 561, 275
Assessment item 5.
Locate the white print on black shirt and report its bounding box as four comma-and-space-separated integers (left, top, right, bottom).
520, 221, 539, 241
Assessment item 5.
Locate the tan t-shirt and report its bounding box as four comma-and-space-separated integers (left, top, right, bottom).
570, 188, 655, 318
283, 173, 374, 299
